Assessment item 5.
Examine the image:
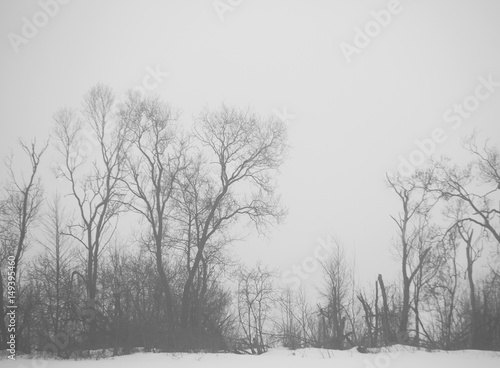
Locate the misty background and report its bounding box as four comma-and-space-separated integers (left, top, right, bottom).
1, 0, 500, 297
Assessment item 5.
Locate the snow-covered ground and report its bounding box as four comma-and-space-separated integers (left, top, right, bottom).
3, 346, 500, 368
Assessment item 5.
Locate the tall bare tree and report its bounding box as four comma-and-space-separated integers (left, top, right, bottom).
180, 105, 288, 337
118, 92, 187, 347
0, 139, 47, 347
387, 172, 437, 339
53, 84, 128, 347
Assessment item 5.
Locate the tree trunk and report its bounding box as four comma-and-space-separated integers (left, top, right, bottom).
414, 296, 420, 346
155, 238, 176, 349
400, 271, 411, 338
466, 240, 477, 348
181, 245, 204, 331
378, 274, 394, 343
194, 257, 208, 336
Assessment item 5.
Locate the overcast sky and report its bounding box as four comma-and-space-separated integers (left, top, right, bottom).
1, 0, 500, 288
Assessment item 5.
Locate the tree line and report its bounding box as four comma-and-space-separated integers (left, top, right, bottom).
0, 84, 499, 357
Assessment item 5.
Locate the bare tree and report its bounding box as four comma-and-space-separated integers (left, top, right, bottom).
387, 172, 438, 340
465, 135, 500, 245
426, 224, 460, 349
428, 140, 500, 246
171, 154, 234, 340
440, 196, 485, 347
275, 287, 318, 349
318, 239, 354, 349
459, 223, 483, 347
422, 136, 500, 348
181, 105, 287, 337
118, 91, 187, 348
53, 84, 128, 347
236, 263, 276, 354
29, 193, 76, 355
377, 274, 396, 344
0, 139, 47, 347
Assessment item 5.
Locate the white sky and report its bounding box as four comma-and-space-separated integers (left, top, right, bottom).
1, 0, 500, 288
